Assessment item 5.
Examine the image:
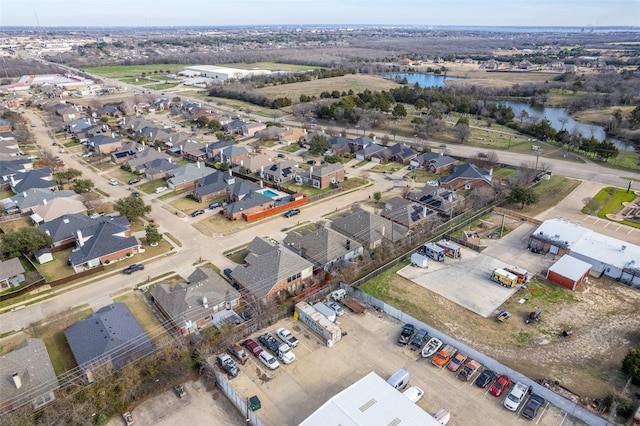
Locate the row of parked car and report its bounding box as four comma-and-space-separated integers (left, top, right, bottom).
238, 327, 299, 371
397, 323, 546, 420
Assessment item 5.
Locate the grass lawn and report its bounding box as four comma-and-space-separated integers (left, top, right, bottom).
108, 167, 141, 183
142, 82, 180, 90
280, 144, 301, 153
226, 249, 248, 265
84, 64, 193, 79
404, 169, 440, 183
282, 182, 333, 197
0, 217, 32, 233
503, 175, 581, 217
139, 178, 167, 194
169, 196, 208, 211
370, 163, 405, 173
101, 238, 173, 274
340, 177, 368, 190
36, 248, 76, 281
113, 292, 164, 336
158, 188, 188, 200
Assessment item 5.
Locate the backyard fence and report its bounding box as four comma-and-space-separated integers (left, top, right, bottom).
214, 370, 264, 426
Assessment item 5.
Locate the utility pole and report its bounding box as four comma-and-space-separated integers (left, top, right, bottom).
535, 148, 541, 172
627, 181, 632, 193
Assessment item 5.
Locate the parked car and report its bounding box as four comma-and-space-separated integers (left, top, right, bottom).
327, 301, 345, 316
128, 178, 140, 185
216, 353, 240, 378
490, 374, 512, 397
209, 202, 222, 209
122, 412, 134, 426
276, 328, 299, 348
306, 159, 316, 165
241, 307, 254, 321
132, 191, 141, 197
191, 209, 205, 217
474, 369, 497, 388
277, 153, 286, 158
174, 385, 186, 398
397, 323, 415, 346
522, 393, 546, 419
284, 208, 300, 218
403, 386, 424, 403
478, 152, 488, 158
447, 352, 467, 372
410, 328, 428, 350
228, 345, 249, 365
223, 268, 233, 281
155, 186, 168, 194
242, 339, 263, 357
109, 178, 118, 186
408, 165, 416, 171
504, 381, 529, 411
258, 350, 280, 370
123, 263, 144, 275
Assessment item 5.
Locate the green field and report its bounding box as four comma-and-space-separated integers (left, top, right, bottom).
85, 64, 194, 78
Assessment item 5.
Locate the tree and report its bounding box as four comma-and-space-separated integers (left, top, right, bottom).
508, 185, 539, 209
207, 119, 222, 131
414, 99, 427, 114
0, 227, 52, 257
145, 224, 162, 245
74, 179, 95, 194
53, 168, 83, 188
452, 120, 470, 143
195, 116, 209, 128
308, 135, 330, 155
392, 104, 407, 118
114, 195, 152, 222
622, 345, 640, 385
372, 191, 382, 205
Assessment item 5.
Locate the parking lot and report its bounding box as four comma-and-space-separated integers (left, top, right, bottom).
227, 310, 588, 426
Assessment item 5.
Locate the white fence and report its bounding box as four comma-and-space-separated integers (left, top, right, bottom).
214, 370, 264, 426
340, 284, 613, 426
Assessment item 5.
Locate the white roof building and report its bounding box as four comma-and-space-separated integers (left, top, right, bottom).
181, 65, 271, 82
299, 372, 441, 426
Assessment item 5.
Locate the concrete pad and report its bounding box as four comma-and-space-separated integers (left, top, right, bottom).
397, 248, 517, 317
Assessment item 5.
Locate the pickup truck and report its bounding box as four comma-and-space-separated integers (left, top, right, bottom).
216, 353, 240, 378
432, 344, 456, 368
258, 333, 296, 364
447, 352, 468, 372
276, 328, 299, 348
397, 324, 415, 346
457, 359, 481, 381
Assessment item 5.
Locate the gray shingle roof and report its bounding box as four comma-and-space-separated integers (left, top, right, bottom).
225, 191, 273, 215
331, 209, 409, 246
4, 188, 76, 211
64, 303, 154, 372
440, 163, 492, 185
68, 220, 139, 267
0, 257, 25, 281
10, 169, 56, 193
39, 214, 127, 245
0, 338, 58, 408
283, 226, 363, 268
167, 163, 215, 186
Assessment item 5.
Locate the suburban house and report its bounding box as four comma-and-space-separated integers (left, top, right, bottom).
260, 160, 298, 184
223, 190, 274, 221
411, 152, 458, 173
2, 188, 77, 215
64, 303, 154, 381
56, 105, 83, 122
67, 218, 141, 272
110, 141, 144, 164
38, 213, 102, 247
203, 139, 234, 160
328, 136, 352, 155
30, 196, 87, 224
125, 147, 174, 175
235, 154, 273, 174
355, 143, 388, 162
0, 257, 25, 289
192, 169, 237, 202
386, 143, 417, 164
529, 218, 640, 287
0, 338, 59, 410
88, 134, 122, 155
166, 162, 216, 191
439, 163, 493, 191
331, 209, 410, 250
0, 158, 32, 182
406, 186, 459, 216
283, 226, 364, 271
278, 127, 306, 145
216, 145, 249, 165
255, 126, 285, 141
0, 135, 19, 157
96, 104, 124, 118
380, 197, 436, 229
0, 118, 12, 132
231, 237, 314, 303
151, 267, 241, 336
295, 163, 345, 189
242, 122, 267, 137
8, 168, 56, 193
300, 130, 326, 148
223, 119, 246, 135
350, 136, 374, 153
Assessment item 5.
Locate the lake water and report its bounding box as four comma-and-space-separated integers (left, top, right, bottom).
382, 73, 465, 88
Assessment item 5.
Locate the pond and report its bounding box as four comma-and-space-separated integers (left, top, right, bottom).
381, 73, 465, 88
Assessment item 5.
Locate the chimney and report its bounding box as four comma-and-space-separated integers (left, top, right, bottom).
423, 206, 427, 217
10, 175, 16, 186
310, 166, 313, 174
489, 168, 493, 176
202, 296, 208, 309
43, 198, 47, 205
23, 191, 26, 197
197, 161, 201, 169
260, 180, 264, 188
381, 225, 385, 237
12, 372, 22, 389
168, 157, 172, 163
228, 169, 232, 177
77, 230, 84, 247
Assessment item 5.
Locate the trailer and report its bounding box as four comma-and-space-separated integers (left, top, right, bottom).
491, 268, 518, 288
422, 242, 445, 262
313, 302, 336, 323
295, 302, 342, 347
436, 239, 461, 259
505, 265, 530, 283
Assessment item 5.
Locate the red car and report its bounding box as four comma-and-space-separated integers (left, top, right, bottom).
242, 338, 263, 357
490, 374, 512, 397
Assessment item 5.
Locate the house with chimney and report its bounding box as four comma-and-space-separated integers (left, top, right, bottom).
0, 338, 59, 410
379, 197, 436, 229
295, 162, 345, 189
230, 237, 314, 304
39, 214, 130, 248
411, 152, 458, 173
331, 209, 410, 250
151, 267, 241, 336
235, 153, 273, 175
439, 163, 493, 191
8, 168, 56, 194
406, 185, 460, 216
355, 143, 388, 162
261, 160, 297, 184
30, 196, 86, 224
283, 226, 364, 271
166, 162, 216, 191
192, 169, 236, 202
215, 145, 249, 166
88, 134, 122, 155
2, 188, 78, 215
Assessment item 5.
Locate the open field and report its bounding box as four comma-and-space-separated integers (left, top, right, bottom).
217, 62, 325, 71
84, 64, 194, 78
502, 175, 582, 217
428, 63, 564, 89
255, 74, 401, 99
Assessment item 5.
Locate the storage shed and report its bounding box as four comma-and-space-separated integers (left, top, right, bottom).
411, 252, 429, 268
546, 255, 591, 291
35, 249, 53, 264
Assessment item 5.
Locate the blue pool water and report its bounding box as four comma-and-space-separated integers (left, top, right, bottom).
263, 189, 279, 198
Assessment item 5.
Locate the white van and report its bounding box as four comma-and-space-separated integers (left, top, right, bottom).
259, 351, 280, 370
503, 381, 529, 411
403, 386, 424, 403
387, 368, 410, 391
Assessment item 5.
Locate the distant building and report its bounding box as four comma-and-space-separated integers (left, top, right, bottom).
181, 65, 271, 82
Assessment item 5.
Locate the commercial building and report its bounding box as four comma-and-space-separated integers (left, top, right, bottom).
181, 65, 271, 82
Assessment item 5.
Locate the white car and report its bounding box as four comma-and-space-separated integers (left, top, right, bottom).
403, 386, 424, 403
258, 351, 280, 370
109, 178, 118, 186
327, 301, 345, 316
426, 180, 439, 187
276, 328, 299, 348
278, 344, 296, 364
155, 186, 168, 194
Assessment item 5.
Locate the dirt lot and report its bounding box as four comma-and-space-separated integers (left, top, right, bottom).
228, 313, 589, 426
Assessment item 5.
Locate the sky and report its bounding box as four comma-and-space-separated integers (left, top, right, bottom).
1, 0, 639, 28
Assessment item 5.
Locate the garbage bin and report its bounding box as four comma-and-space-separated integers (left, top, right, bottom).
249, 395, 261, 411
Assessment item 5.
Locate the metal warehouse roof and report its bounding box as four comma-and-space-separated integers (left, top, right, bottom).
532, 218, 591, 249
571, 232, 640, 273
548, 255, 592, 281
299, 372, 440, 426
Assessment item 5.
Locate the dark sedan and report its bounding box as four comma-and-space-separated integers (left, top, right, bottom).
474, 369, 497, 388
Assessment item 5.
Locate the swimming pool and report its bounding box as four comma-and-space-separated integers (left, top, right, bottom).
262, 189, 279, 198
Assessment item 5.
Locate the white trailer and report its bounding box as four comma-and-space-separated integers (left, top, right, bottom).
313, 302, 337, 323
295, 302, 342, 347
